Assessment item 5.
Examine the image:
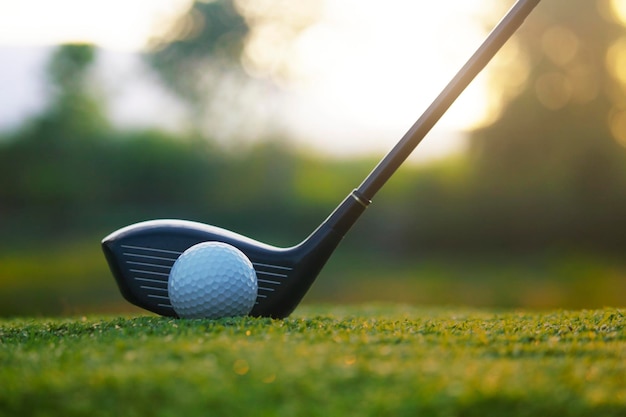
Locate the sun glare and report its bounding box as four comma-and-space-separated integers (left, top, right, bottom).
286, 0, 494, 129
259, 0, 497, 157
610, 0, 626, 24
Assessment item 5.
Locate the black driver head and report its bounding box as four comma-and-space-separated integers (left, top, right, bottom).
102, 193, 367, 318
102, 219, 343, 319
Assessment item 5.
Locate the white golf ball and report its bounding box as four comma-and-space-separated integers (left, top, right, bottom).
168, 242, 258, 319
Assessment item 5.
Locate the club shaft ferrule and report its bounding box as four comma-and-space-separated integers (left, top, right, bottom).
351, 190, 371, 208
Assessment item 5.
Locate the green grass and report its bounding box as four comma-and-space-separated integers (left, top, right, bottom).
2, 305, 625, 416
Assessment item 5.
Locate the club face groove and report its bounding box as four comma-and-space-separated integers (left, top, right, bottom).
114, 244, 180, 315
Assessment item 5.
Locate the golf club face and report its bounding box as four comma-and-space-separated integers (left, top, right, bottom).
102, 218, 346, 319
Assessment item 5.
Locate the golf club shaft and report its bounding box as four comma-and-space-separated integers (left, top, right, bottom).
357, 0, 541, 201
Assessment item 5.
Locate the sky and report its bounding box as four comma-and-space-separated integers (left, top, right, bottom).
0, 1, 187, 50
0, 0, 506, 161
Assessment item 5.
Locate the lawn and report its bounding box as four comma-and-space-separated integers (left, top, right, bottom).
1, 305, 625, 416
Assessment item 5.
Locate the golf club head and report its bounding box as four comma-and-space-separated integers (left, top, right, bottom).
103, 193, 367, 318
102, 219, 343, 318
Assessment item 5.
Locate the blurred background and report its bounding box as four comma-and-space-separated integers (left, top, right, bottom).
1, 0, 625, 316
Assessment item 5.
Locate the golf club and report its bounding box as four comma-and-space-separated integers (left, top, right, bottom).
103, 0, 541, 318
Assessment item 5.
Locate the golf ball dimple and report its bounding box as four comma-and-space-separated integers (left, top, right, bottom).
168, 242, 258, 319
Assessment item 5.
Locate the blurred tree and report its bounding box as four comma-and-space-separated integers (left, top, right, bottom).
468, 0, 626, 250
144, 0, 322, 137
0, 43, 111, 235
146, 0, 249, 109
36, 43, 108, 139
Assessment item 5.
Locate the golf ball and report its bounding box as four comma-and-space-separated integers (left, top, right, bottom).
168, 242, 258, 319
